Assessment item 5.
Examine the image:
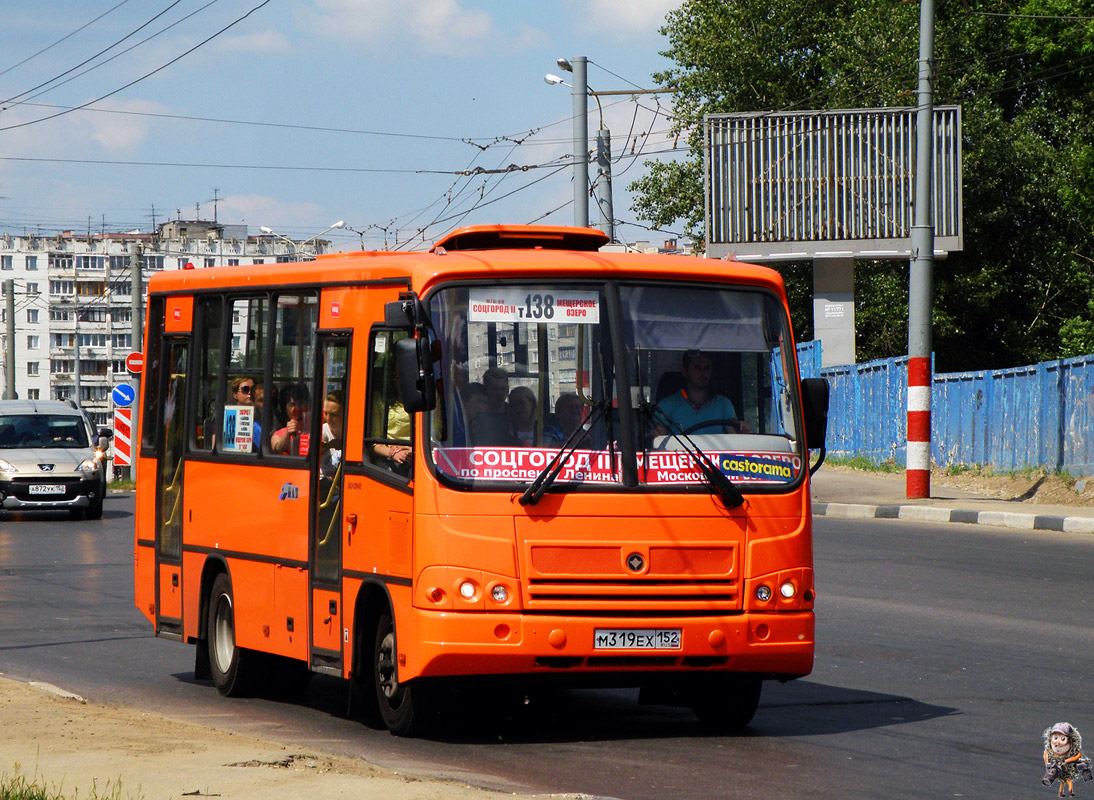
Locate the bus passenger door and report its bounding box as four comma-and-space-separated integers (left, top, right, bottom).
154, 337, 188, 638
310, 336, 349, 674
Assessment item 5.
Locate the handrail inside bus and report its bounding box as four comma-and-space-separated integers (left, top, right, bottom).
317, 462, 343, 547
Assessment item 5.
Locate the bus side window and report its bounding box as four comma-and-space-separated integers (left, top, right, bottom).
193, 296, 223, 452
365, 329, 412, 476
140, 296, 166, 455
266, 293, 317, 457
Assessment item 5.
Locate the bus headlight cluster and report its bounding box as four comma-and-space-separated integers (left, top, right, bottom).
750, 569, 814, 610
417, 567, 518, 611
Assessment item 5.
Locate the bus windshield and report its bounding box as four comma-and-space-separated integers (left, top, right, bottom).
427, 281, 803, 491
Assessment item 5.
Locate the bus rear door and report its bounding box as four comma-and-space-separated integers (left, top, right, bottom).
153, 336, 189, 639
310, 335, 350, 674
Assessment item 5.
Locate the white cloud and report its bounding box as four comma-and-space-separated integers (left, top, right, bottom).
308, 0, 494, 55
580, 0, 678, 34
84, 99, 167, 151
218, 194, 323, 228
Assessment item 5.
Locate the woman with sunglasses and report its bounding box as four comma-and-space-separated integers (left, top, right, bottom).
229, 375, 262, 450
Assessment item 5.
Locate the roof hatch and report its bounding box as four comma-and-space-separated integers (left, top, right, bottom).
431, 224, 609, 253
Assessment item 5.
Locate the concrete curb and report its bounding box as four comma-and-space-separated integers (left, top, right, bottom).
813, 502, 1094, 534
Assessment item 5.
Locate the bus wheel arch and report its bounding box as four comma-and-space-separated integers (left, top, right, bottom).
352, 582, 433, 737
205, 569, 258, 697
193, 557, 229, 682
351, 582, 389, 729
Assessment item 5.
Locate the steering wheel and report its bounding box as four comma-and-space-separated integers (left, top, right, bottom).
681, 418, 742, 436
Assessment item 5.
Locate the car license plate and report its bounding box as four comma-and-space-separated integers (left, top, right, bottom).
28, 484, 65, 495
594, 628, 681, 650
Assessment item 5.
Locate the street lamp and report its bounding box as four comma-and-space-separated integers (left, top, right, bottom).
258, 220, 345, 260
545, 57, 613, 240
546, 58, 681, 244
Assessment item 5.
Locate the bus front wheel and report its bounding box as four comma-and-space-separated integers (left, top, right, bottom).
692, 675, 762, 731
207, 573, 256, 697
373, 611, 432, 736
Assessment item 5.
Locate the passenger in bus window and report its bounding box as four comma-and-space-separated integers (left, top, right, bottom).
370, 398, 411, 465
271, 383, 310, 454
463, 382, 488, 423
508, 386, 539, 446
545, 392, 589, 446
469, 367, 518, 445
320, 390, 344, 478
653, 350, 750, 436
229, 375, 261, 449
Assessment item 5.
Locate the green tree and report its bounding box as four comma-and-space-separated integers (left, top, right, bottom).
632, 0, 1094, 370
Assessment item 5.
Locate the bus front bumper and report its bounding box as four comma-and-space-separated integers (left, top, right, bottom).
401, 609, 814, 682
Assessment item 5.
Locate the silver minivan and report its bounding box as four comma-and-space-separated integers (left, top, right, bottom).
0, 399, 112, 519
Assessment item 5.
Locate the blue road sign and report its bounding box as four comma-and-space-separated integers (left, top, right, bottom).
112, 383, 137, 407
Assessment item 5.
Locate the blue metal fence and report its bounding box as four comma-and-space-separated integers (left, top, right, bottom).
796, 343, 1094, 475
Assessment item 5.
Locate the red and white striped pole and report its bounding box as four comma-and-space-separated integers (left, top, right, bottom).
906, 357, 931, 498
907, 0, 935, 499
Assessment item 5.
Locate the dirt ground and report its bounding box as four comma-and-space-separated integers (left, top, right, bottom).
826, 463, 1094, 507
0, 677, 572, 800
930, 466, 1094, 506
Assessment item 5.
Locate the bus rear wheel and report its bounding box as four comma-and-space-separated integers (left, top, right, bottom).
373, 611, 432, 736
692, 675, 762, 732
207, 573, 256, 697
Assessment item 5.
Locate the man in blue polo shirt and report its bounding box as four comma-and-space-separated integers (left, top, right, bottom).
654, 350, 750, 436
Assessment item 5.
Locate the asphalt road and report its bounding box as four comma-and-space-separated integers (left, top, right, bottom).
1, 493, 1091, 799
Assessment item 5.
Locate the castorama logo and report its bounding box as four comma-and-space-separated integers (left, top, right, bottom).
278, 482, 299, 501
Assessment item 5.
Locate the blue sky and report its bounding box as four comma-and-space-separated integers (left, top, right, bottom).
0, 0, 684, 250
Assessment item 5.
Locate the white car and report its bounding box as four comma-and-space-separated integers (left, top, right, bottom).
0, 399, 112, 519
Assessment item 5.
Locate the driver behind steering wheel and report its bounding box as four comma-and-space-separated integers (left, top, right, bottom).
652, 350, 751, 437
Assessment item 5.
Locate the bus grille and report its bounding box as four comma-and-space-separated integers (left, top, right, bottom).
525, 579, 739, 612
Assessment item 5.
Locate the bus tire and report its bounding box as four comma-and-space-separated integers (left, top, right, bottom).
373, 611, 432, 736
207, 573, 256, 697
692, 675, 762, 731
85, 492, 104, 520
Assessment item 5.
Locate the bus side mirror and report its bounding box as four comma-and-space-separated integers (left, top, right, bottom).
800, 378, 829, 449
395, 336, 437, 413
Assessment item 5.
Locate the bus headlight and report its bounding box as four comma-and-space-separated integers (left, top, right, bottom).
780, 581, 797, 599
755, 585, 772, 602
459, 580, 477, 599
491, 584, 508, 603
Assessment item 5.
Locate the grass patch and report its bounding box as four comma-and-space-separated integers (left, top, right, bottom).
0, 766, 140, 800
107, 479, 135, 492
825, 454, 903, 473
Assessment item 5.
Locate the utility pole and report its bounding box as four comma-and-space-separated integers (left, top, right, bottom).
571, 56, 589, 229
907, 0, 935, 499
596, 128, 614, 242
4, 279, 14, 399
128, 243, 144, 481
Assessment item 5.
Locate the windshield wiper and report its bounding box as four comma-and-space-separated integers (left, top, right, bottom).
639, 400, 744, 509
519, 400, 610, 506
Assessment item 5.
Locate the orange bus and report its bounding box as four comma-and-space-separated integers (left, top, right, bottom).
134, 224, 828, 736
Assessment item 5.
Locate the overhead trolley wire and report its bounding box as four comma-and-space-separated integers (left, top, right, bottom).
0, 0, 131, 80
0, 0, 273, 133
0, 0, 191, 109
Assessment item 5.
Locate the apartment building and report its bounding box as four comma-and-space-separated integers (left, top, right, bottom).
0, 221, 332, 426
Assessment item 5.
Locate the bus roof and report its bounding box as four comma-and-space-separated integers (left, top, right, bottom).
145, 225, 786, 295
